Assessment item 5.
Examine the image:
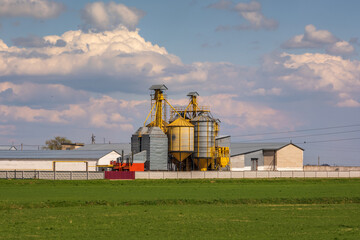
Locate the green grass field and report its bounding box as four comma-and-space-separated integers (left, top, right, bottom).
1, 178, 360, 239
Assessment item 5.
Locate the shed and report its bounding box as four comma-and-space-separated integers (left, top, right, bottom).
230, 142, 303, 171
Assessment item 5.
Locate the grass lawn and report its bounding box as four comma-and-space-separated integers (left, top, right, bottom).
0, 178, 359, 239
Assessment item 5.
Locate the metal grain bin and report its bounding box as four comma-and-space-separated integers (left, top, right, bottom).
167, 118, 194, 162
191, 114, 216, 170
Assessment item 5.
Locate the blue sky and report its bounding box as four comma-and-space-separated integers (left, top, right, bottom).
0, 0, 359, 166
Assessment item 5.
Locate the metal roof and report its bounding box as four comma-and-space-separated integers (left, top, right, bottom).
75, 143, 131, 155
0, 146, 17, 151
0, 150, 117, 159
168, 118, 194, 127
187, 91, 199, 97
230, 142, 301, 156
149, 84, 168, 90
216, 135, 231, 140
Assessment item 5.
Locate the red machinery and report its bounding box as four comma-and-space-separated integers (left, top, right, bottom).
109, 158, 144, 172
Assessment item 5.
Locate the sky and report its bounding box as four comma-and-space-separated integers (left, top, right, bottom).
0, 0, 359, 166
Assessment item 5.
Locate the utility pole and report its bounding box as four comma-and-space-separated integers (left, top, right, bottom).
91, 134, 95, 144
318, 156, 320, 166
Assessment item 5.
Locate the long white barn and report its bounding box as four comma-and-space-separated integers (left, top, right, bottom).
0, 150, 121, 171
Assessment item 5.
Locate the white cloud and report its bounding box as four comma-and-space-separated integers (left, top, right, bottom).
198, 94, 292, 129
0, 27, 175, 78
282, 24, 355, 56
326, 41, 355, 56
304, 24, 337, 44
0, 95, 147, 132
282, 24, 337, 49
233, 1, 278, 30
0, 82, 89, 106
210, 0, 277, 31
336, 93, 360, 107
250, 87, 282, 96
336, 99, 360, 107
265, 52, 360, 107
81, 1, 145, 31
0, 26, 259, 96
0, 0, 65, 19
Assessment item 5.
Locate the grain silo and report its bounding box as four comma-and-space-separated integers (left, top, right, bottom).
131, 84, 229, 171
191, 113, 216, 171
167, 117, 194, 170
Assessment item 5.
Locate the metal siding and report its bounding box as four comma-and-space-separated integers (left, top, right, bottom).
75, 143, 131, 154
244, 150, 263, 167
231, 142, 288, 156
143, 135, 151, 170
131, 134, 140, 154
149, 134, 168, 171
133, 150, 147, 163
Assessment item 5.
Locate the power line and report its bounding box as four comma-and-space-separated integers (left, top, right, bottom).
231, 123, 360, 138
295, 137, 360, 144
233, 129, 360, 143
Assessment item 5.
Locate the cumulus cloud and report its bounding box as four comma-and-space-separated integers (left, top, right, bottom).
211, 0, 278, 31
282, 24, 355, 56
250, 88, 282, 96
198, 94, 292, 129
326, 41, 355, 56
0, 26, 259, 96
12, 35, 66, 48
0, 0, 65, 19
0, 27, 175, 81
263, 52, 360, 107
0, 82, 89, 106
282, 24, 337, 49
0, 95, 146, 132
233, 1, 278, 30
81, 1, 145, 31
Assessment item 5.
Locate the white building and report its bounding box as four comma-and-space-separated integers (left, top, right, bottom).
0, 150, 121, 171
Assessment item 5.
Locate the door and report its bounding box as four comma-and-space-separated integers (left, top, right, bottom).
251, 158, 258, 171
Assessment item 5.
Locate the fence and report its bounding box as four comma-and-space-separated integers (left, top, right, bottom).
135, 171, 360, 179
1, 170, 360, 180
0, 171, 104, 180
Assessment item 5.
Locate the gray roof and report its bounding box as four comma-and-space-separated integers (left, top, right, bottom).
187, 91, 199, 97
230, 142, 303, 156
149, 84, 168, 90
75, 143, 131, 155
0, 150, 117, 159
216, 135, 231, 140
0, 146, 17, 151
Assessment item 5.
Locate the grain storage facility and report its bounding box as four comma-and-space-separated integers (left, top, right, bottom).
230, 142, 304, 171
0, 85, 306, 174
130, 85, 230, 171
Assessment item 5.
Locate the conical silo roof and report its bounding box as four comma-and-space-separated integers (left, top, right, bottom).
168, 118, 194, 127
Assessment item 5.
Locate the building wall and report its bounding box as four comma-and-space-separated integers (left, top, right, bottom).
216, 137, 231, 148
244, 150, 263, 170
276, 145, 303, 171
0, 159, 97, 171
97, 151, 121, 166
230, 154, 245, 171
263, 150, 276, 171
